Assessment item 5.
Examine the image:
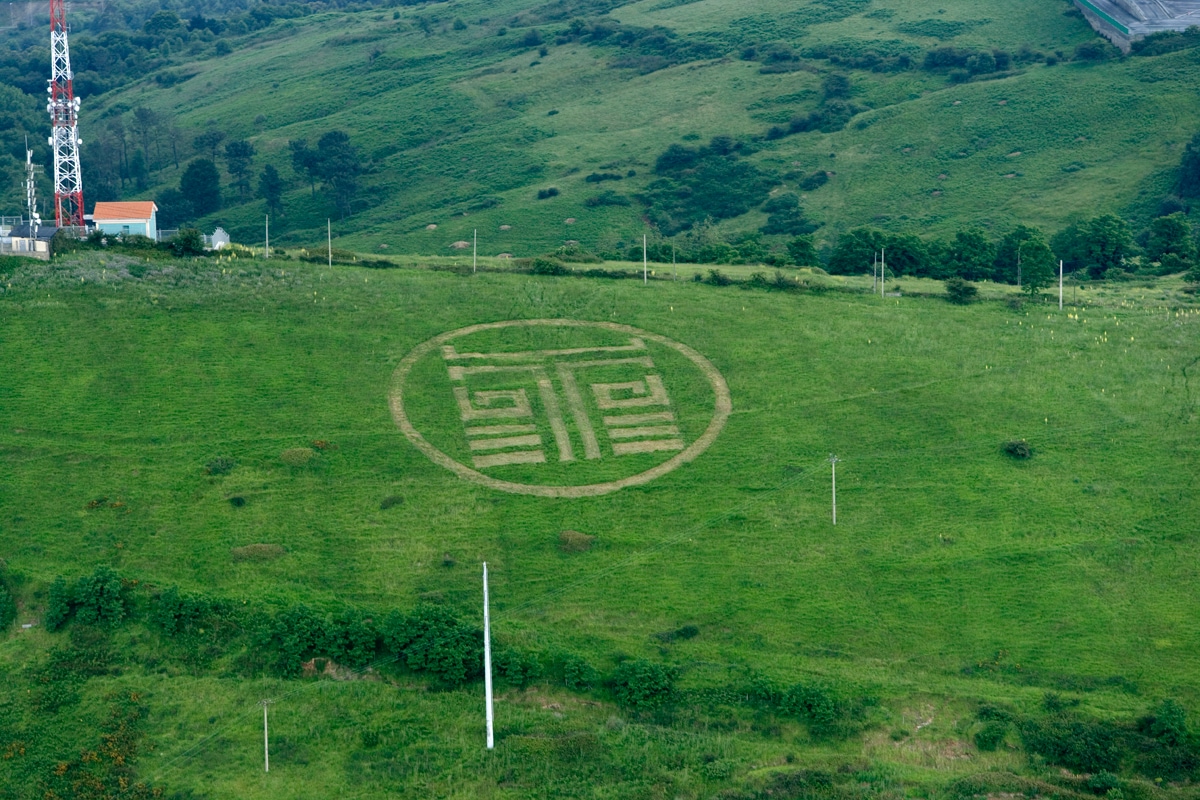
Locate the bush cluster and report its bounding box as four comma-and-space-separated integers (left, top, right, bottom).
45, 567, 129, 631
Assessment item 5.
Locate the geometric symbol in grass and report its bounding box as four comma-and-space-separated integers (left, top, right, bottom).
390, 319, 731, 498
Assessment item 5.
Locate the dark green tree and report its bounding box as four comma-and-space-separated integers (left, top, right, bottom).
155, 187, 194, 228
193, 129, 226, 162
1145, 212, 1196, 271
258, 164, 285, 217
180, 158, 221, 216
315, 130, 361, 218
787, 235, 820, 266
289, 139, 319, 196
883, 232, 931, 277
612, 660, 676, 710
127, 149, 149, 191
1052, 214, 1134, 279
224, 140, 256, 200
993, 225, 1042, 284
1178, 133, 1200, 198
828, 227, 887, 275
1019, 234, 1056, 296
944, 227, 996, 280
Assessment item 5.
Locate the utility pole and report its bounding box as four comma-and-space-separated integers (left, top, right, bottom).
643, 234, 648, 285
672, 243, 676, 281
473, 228, 477, 274
265, 214, 269, 259
1058, 260, 1064, 311
482, 563, 494, 750
880, 248, 885, 297
260, 699, 273, 772
327, 219, 331, 268
829, 454, 840, 526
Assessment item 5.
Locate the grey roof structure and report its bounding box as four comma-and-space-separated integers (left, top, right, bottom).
1075, 0, 1200, 48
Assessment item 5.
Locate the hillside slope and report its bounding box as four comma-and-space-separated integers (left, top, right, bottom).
73, 0, 1200, 256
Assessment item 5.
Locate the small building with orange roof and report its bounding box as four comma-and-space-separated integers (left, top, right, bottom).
91, 201, 159, 240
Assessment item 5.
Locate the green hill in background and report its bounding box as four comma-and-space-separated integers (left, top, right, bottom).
29, 0, 1193, 257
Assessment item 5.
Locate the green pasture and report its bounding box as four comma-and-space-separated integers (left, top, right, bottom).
1, 252, 1198, 796
84, 0, 1200, 256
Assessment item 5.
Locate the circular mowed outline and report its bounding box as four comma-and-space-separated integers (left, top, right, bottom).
389, 319, 732, 498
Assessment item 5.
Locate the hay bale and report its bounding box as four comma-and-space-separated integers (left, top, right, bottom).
450, 241, 470, 249
559, 530, 595, 553
231, 543, 287, 562
499, 224, 512, 231
425, 223, 438, 230
281, 447, 315, 466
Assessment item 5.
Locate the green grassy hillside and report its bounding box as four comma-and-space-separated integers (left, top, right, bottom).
1, 252, 1198, 797
76, 0, 1200, 257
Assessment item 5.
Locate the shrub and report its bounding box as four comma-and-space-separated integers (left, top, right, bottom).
529, 258, 568, 275
654, 624, 699, 642
559, 530, 595, 552
280, 447, 315, 466
326, 609, 378, 668
1144, 698, 1190, 746
611, 659, 676, 710
799, 171, 829, 191
1003, 439, 1032, 459
495, 647, 542, 688
975, 720, 1008, 751
170, 228, 207, 257
1018, 714, 1124, 772
45, 576, 72, 631
152, 586, 232, 636
71, 566, 127, 627
782, 681, 848, 736
0, 581, 15, 631
705, 269, 733, 286
205, 456, 236, 475
561, 654, 599, 690
585, 172, 623, 183
536, 187, 560, 199
944, 277, 978, 304
381, 604, 483, 687
380, 495, 404, 510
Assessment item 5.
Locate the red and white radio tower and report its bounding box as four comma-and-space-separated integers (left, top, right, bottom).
47, 0, 84, 228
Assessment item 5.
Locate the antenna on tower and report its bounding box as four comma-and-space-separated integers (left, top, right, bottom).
47, 0, 84, 228
25, 137, 41, 237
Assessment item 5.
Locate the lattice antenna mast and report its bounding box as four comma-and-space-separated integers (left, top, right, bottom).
47, 0, 84, 228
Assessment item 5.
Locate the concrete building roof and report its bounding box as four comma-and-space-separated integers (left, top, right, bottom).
92, 201, 158, 221
1076, 0, 1200, 47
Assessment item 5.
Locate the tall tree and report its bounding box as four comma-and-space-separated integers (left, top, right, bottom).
289, 139, 318, 196
155, 187, 194, 229
1175, 132, 1200, 198
1051, 214, 1134, 279
131, 107, 158, 167
993, 225, 1041, 285
944, 228, 995, 281
1019, 234, 1056, 296
180, 158, 221, 216
194, 129, 226, 162
257, 164, 284, 217
315, 130, 361, 218
1145, 212, 1196, 270
224, 139, 256, 200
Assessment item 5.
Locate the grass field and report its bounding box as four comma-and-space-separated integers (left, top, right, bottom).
1, 251, 1198, 797
75, 0, 1200, 258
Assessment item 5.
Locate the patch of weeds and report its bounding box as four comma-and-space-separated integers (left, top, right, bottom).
1003, 439, 1033, 459
205, 457, 236, 475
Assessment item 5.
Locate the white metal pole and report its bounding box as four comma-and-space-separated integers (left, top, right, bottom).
261, 700, 271, 772
880, 248, 885, 297
327, 219, 332, 268
872, 251, 877, 292
829, 455, 839, 526
483, 563, 494, 750
265, 214, 269, 259
473, 228, 477, 274
643, 235, 648, 285
1059, 260, 1064, 311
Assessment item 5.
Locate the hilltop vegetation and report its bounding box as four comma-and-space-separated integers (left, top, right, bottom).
5, 0, 1200, 266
